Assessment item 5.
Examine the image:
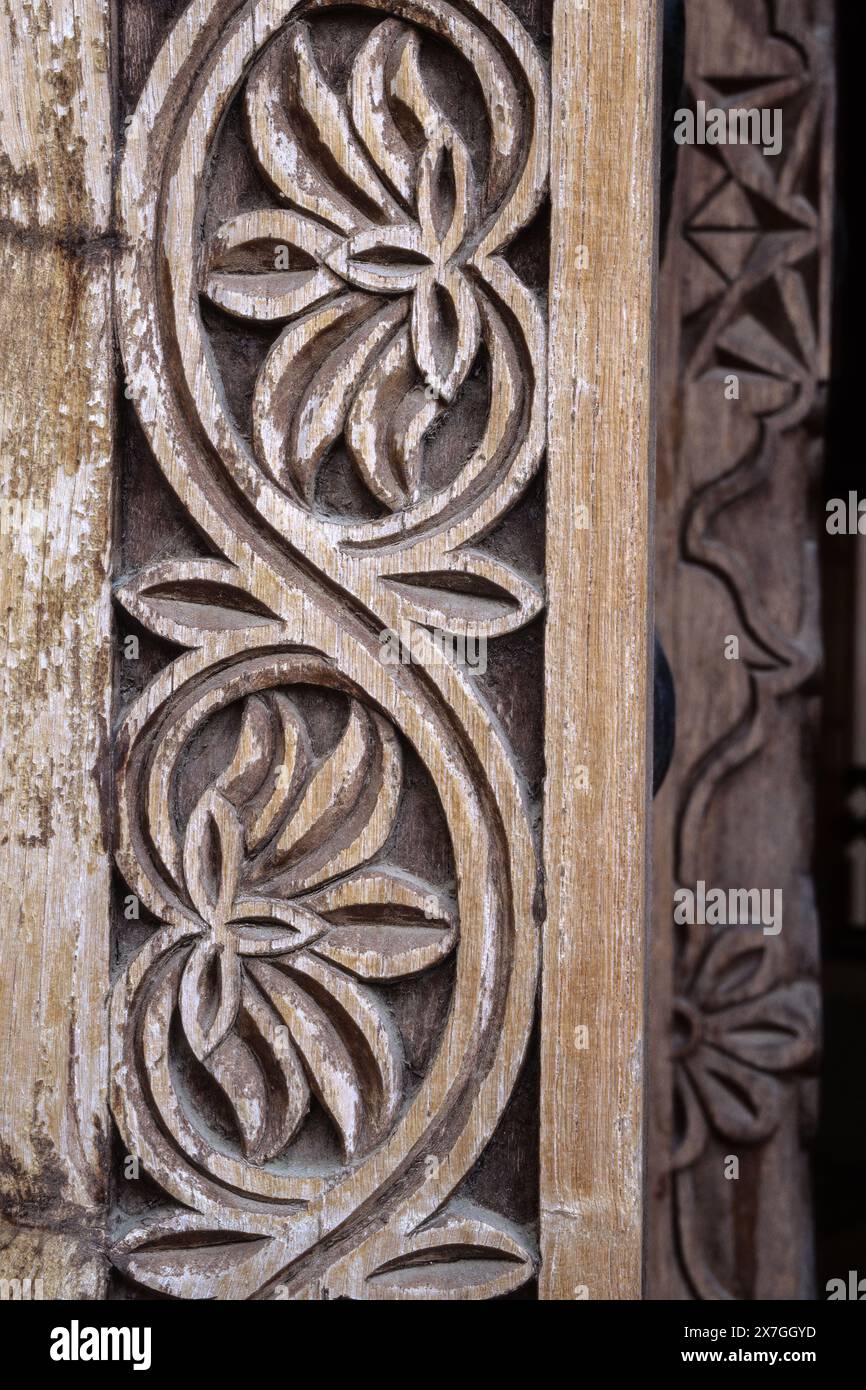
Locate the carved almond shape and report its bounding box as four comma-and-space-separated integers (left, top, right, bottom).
114, 559, 279, 646
365, 1205, 534, 1300
383, 554, 544, 637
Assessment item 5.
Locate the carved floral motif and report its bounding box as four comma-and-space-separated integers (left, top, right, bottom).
672, 932, 818, 1169
113, 0, 548, 1300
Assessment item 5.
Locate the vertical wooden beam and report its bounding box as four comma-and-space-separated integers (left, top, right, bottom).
0, 0, 113, 1297
541, 0, 659, 1300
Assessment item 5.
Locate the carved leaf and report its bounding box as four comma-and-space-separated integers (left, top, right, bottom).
365, 1205, 534, 1299
112, 1213, 273, 1301
114, 559, 279, 645
384, 554, 544, 638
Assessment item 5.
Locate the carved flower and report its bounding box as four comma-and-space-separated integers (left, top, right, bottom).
201, 19, 494, 511
672, 931, 818, 1168
177, 692, 457, 1165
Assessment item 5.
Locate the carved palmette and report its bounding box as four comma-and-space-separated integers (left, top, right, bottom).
112, 0, 548, 1299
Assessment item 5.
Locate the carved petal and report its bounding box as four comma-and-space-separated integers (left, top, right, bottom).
246, 693, 311, 854
245, 24, 403, 236
179, 939, 242, 1060
114, 559, 279, 646
692, 929, 780, 1009
383, 553, 543, 638
349, 20, 416, 207
203, 977, 312, 1162
326, 224, 429, 294
288, 954, 404, 1141
204, 210, 341, 322
287, 299, 408, 504
671, 1065, 710, 1171
306, 870, 457, 980
411, 269, 480, 403
365, 1204, 534, 1299
217, 696, 275, 811
203, 1030, 272, 1159
252, 291, 378, 500
183, 789, 244, 924
701, 981, 819, 1073
416, 135, 477, 262
236, 978, 311, 1159
684, 1048, 784, 1143
389, 24, 523, 215
259, 701, 403, 893
229, 897, 326, 956
345, 324, 439, 510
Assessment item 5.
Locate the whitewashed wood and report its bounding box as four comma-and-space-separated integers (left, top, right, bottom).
0, 0, 113, 1299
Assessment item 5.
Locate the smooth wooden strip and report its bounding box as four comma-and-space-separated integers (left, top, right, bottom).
541, 0, 659, 1300
0, 0, 113, 1297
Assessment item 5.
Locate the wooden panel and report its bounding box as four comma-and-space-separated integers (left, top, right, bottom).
108, 0, 553, 1301
0, 0, 658, 1301
540, 0, 659, 1301
648, 0, 834, 1301
0, 0, 113, 1298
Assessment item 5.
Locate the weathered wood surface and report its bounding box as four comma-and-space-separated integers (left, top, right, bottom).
648, 0, 834, 1300
109, 0, 556, 1302
540, 0, 658, 1300
0, 0, 113, 1298
1, 0, 659, 1300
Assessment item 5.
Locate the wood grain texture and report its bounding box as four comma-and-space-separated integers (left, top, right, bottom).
109, 0, 550, 1300
0, 0, 113, 1298
0, 0, 661, 1300
540, 0, 659, 1300
647, 0, 833, 1301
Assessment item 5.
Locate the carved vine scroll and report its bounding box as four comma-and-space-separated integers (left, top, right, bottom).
111, 0, 549, 1300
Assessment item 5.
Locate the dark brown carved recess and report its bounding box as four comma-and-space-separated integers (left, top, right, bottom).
649, 0, 834, 1300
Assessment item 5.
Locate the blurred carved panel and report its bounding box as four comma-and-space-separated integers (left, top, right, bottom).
649, 0, 834, 1300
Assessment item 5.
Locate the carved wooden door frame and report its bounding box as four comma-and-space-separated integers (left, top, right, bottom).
0, 0, 658, 1300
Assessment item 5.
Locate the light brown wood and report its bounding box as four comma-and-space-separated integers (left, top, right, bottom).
540, 0, 659, 1301
0, 0, 660, 1301
0, 0, 113, 1298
